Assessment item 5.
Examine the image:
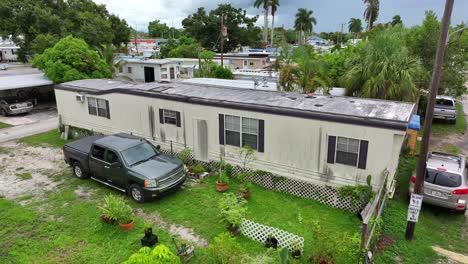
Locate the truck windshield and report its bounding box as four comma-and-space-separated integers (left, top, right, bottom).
425, 168, 461, 188
122, 142, 159, 166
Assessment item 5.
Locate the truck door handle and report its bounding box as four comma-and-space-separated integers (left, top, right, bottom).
104, 166, 110, 169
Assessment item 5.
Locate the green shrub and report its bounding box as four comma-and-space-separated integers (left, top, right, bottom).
206, 233, 242, 264
176, 148, 192, 164
189, 163, 206, 174
99, 194, 134, 224
218, 193, 247, 228
338, 175, 374, 206
123, 244, 180, 264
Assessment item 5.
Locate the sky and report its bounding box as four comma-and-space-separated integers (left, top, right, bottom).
95, 0, 468, 33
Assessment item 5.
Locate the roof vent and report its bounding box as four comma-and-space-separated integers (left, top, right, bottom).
305, 95, 316, 99
314, 104, 323, 107
349, 100, 355, 103
288, 97, 297, 100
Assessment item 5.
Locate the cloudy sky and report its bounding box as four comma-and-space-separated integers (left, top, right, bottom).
95, 0, 467, 32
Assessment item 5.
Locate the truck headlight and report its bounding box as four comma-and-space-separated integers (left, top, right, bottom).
183, 164, 188, 171
144, 179, 158, 188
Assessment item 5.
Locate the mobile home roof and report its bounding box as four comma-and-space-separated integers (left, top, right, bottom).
56, 79, 415, 131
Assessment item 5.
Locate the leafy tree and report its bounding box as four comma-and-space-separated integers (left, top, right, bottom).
31, 34, 58, 55
348, 18, 363, 38
182, 5, 261, 52
342, 28, 422, 102
363, 0, 380, 30
292, 45, 330, 94
276, 42, 297, 91
196, 50, 233, 79
160, 36, 201, 58
254, 0, 270, 45
109, 14, 131, 47
294, 8, 316, 45
270, 0, 280, 48
32, 36, 111, 84
148, 20, 170, 38
391, 15, 403, 26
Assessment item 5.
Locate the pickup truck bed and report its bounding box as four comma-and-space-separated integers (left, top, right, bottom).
65, 135, 104, 154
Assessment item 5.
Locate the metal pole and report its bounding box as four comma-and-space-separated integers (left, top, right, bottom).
220, 15, 224, 67
405, 0, 454, 241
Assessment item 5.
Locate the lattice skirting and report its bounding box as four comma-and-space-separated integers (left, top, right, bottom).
160, 148, 363, 213
240, 218, 304, 251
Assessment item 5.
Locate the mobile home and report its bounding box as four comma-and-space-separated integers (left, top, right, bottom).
55, 79, 415, 190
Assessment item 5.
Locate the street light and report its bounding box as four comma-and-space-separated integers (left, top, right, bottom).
446, 25, 468, 46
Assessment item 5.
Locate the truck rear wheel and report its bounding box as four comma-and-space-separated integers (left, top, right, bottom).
129, 184, 145, 203
73, 162, 88, 179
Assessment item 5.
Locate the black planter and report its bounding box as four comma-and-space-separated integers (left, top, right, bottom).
228, 225, 239, 235
291, 250, 302, 259
141, 228, 158, 247
265, 237, 278, 249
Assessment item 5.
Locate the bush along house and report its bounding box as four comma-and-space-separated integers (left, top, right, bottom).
54, 79, 415, 192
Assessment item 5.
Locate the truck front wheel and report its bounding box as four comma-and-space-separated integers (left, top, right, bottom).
73, 162, 88, 179
129, 184, 145, 203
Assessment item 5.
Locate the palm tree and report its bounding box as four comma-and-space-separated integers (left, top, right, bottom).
277, 42, 297, 91
99, 44, 125, 77
294, 8, 316, 45
348, 18, 363, 38
363, 0, 380, 30
342, 28, 422, 102
270, 0, 280, 48
292, 46, 330, 94
254, 0, 270, 45
391, 15, 402, 26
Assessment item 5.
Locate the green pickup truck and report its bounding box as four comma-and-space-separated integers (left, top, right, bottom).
63, 133, 186, 202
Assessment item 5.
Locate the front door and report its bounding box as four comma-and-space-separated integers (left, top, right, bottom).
170, 67, 175, 79
104, 150, 126, 187
193, 119, 208, 161
144, 67, 155, 82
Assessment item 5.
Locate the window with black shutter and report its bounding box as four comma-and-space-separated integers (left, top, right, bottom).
328, 136, 369, 169
220, 114, 263, 152
159, 109, 181, 127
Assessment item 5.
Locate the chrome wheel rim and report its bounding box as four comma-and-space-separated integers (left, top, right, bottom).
132, 188, 142, 201
74, 166, 82, 178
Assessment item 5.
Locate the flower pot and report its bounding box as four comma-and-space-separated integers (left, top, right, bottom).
216, 181, 228, 192
228, 225, 239, 235
141, 228, 158, 247
119, 220, 134, 231
100, 214, 114, 224
291, 250, 302, 259
237, 188, 251, 199
265, 237, 278, 249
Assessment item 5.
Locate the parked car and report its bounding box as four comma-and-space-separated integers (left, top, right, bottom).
409, 152, 468, 213
0, 97, 34, 116
63, 133, 187, 202
433, 96, 457, 123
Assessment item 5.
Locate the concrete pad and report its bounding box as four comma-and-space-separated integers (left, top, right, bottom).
0, 109, 57, 126
432, 246, 468, 264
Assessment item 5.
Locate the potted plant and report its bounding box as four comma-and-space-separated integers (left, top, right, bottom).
289, 239, 302, 259
115, 198, 135, 230
265, 234, 278, 248
218, 193, 247, 235
98, 194, 119, 224
216, 171, 229, 192
189, 163, 207, 179
236, 172, 252, 199
141, 222, 158, 247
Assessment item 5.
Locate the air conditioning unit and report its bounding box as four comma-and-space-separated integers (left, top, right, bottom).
76, 94, 85, 103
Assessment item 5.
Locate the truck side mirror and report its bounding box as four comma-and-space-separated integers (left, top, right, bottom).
110, 162, 122, 169
156, 145, 161, 151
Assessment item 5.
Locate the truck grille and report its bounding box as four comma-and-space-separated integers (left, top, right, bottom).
159, 167, 184, 185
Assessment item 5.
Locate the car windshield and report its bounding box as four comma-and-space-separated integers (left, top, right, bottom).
121, 142, 159, 166
425, 168, 461, 188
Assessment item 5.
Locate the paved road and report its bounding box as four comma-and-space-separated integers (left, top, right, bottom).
0, 114, 58, 143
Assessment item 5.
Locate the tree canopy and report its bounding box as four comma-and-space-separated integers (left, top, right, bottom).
182, 4, 261, 52
363, 0, 380, 30
32, 36, 111, 84
0, 0, 131, 61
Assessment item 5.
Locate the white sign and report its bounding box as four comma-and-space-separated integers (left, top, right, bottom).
407, 193, 423, 222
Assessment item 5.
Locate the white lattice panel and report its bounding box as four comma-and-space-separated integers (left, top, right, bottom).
240, 218, 304, 251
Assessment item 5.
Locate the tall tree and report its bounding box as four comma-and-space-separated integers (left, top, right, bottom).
254, 0, 269, 45
348, 18, 363, 38
292, 46, 330, 94
294, 8, 316, 45
363, 0, 380, 30
148, 20, 170, 38
391, 15, 403, 26
182, 5, 261, 52
270, 0, 280, 47
342, 28, 422, 102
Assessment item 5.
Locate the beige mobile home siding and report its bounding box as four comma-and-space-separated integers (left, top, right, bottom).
55, 89, 405, 190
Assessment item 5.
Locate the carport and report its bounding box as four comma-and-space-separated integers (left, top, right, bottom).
0, 67, 54, 104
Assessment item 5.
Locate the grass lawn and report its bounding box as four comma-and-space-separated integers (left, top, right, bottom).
0, 121, 12, 129
431, 103, 466, 136
374, 153, 467, 263
19, 130, 72, 148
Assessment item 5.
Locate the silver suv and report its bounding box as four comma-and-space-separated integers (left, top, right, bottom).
409, 152, 467, 213
433, 96, 457, 124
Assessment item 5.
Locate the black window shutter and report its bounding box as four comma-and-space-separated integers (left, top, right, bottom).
327, 136, 336, 164
258, 119, 264, 152
358, 140, 369, 169
159, 109, 164, 124
105, 100, 110, 119
219, 114, 224, 145
176, 111, 181, 127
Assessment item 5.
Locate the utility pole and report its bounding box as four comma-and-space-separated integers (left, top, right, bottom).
220, 15, 227, 67
405, 0, 454, 241
339, 23, 345, 44
134, 23, 139, 55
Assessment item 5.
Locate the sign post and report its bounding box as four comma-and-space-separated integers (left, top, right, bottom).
407, 194, 423, 223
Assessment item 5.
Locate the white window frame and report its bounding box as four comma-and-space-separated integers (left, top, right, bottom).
162, 109, 177, 125
224, 114, 259, 150
87, 97, 109, 118
335, 136, 360, 167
